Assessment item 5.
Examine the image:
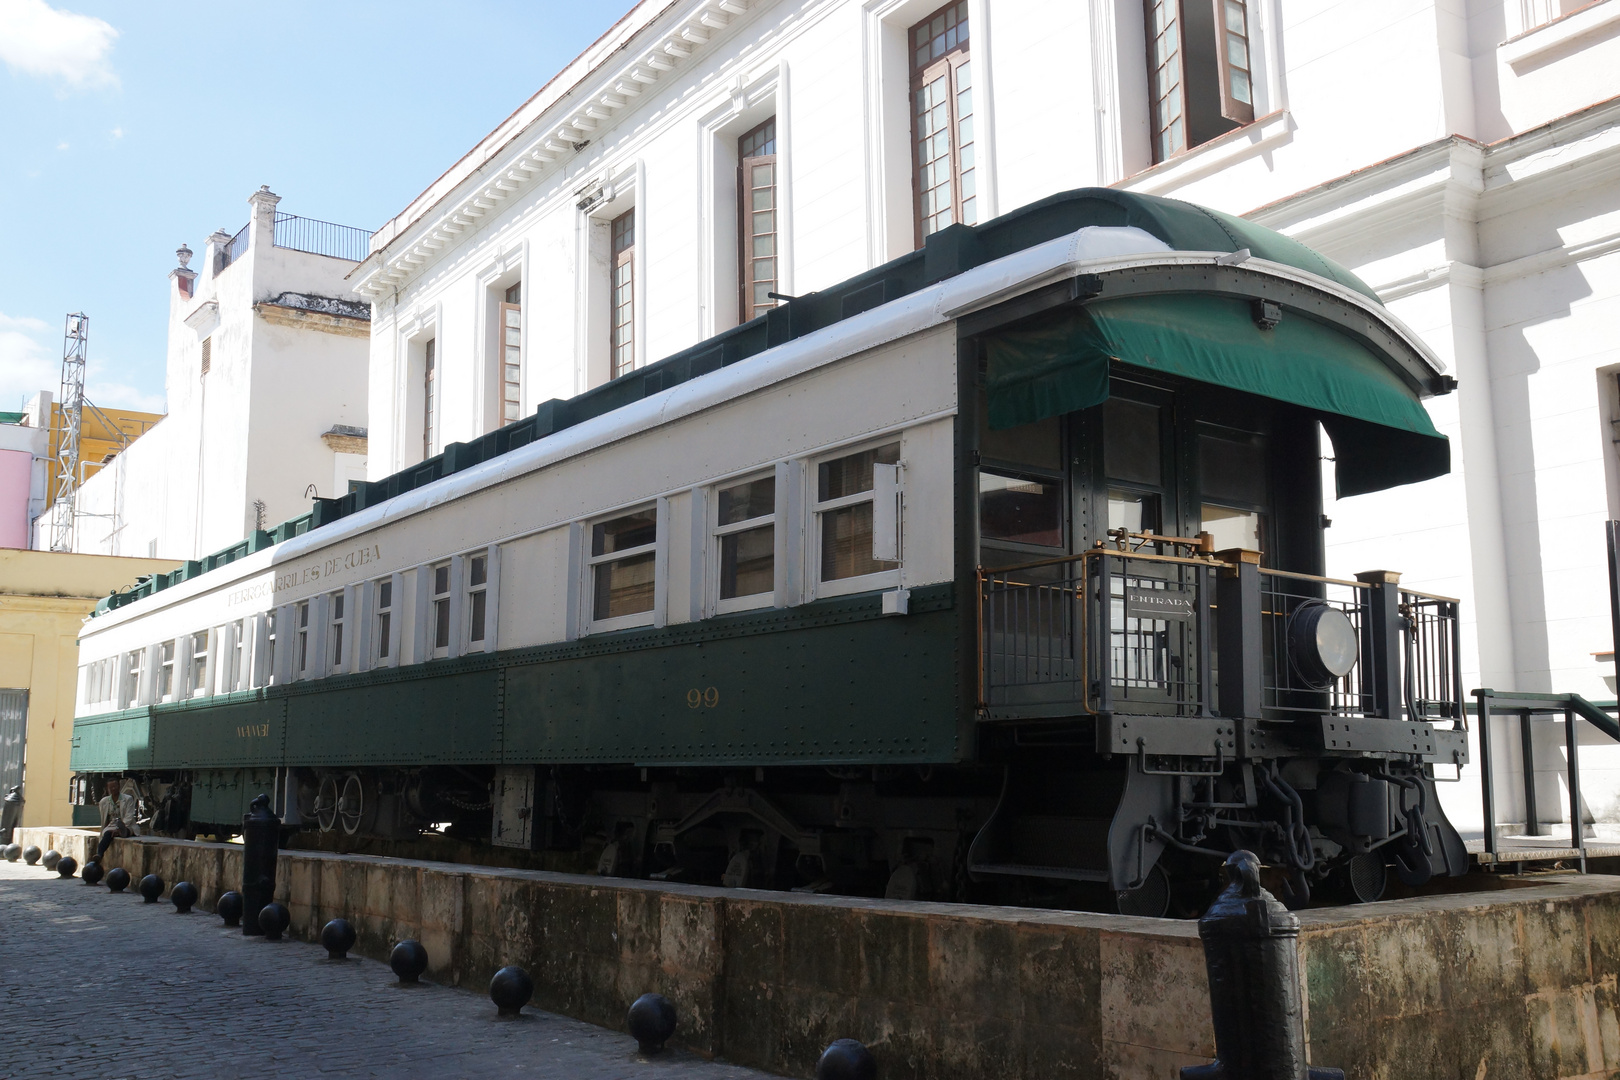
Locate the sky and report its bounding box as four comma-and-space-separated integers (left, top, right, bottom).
0, 0, 632, 415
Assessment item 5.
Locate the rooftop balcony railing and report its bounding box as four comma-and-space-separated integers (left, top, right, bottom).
215, 213, 374, 274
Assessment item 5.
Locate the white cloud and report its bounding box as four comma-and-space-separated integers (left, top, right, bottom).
109, 126, 121, 138
0, 0, 118, 91
55, 140, 68, 150
0, 310, 165, 415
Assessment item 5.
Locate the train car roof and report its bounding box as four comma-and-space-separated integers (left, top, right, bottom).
95, 187, 1447, 618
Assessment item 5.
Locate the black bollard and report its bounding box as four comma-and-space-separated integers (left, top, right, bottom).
390, 940, 428, 984
80, 860, 103, 886
0, 785, 20, 844
321, 918, 357, 959
41, 849, 61, 872
258, 902, 290, 941
489, 966, 534, 1017
22, 845, 40, 865
138, 874, 164, 903
2, 843, 19, 862
815, 1039, 877, 1080
216, 890, 244, 927
627, 993, 677, 1054
240, 793, 281, 937
56, 856, 77, 879
171, 882, 199, 913
1180, 851, 1343, 1080
105, 867, 130, 893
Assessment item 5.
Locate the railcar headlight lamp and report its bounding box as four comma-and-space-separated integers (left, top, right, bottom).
1287, 601, 1359, 689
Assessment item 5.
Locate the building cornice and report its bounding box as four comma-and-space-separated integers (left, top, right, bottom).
351, 0, 762, 301
253, 303, 371, 339
1242, 95, 1620, 302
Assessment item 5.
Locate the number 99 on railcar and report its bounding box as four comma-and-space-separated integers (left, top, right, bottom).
69, 189, 1469, 916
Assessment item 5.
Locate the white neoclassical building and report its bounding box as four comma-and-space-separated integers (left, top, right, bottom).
350, 0, 1620, 829
46, 187, 374, 562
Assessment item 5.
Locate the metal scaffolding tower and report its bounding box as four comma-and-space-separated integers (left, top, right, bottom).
49, 313, 89, 552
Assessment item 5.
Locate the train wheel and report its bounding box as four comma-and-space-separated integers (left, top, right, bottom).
1115, 864, 1171, 918
338, 773, 375, 836
315, 775, 339, 833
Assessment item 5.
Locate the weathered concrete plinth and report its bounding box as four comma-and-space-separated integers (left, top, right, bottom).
18, 826, 1620, 1078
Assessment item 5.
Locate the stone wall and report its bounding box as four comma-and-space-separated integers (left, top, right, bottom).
22, 827, 1620, 1080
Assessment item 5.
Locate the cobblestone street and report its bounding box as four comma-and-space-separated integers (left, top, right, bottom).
0, 861, 770, 1080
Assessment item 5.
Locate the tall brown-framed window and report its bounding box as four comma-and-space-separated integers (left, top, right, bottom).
1145, 0, 1253, 164
610, 210, 635, 379
738, 117, 778, 323
910, 1, 975, 245
200, 337, 211, 376
499, 283, 522, 425
422, 338, 436, 459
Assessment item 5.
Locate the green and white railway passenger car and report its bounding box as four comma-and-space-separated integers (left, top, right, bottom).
70, 189, 1470, 915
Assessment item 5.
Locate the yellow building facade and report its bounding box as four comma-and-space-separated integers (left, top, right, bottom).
0, 549, 177, 827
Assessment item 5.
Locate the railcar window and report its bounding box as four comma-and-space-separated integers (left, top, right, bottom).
235, 620, 247, 690
330, 591, 346, 670
265, 610, 279, 685
155, 641, 176, 702
431, 563, 452, 654
375, 578, 393, 661
1104, 398, 1162, 486
716, 476, 775, 603
591, 509, 658, 622
978, 413, 1061, 472
816, 442, 901, 582
979, 472, 1062, 546
468, 555, 489, 644
1108, 489, 1161, 534
1201, 504, 1263, 553
296, 602, 312, 676
122, 649, 143, 708
1197, 427, 1268, 556
189, 633, 208, 696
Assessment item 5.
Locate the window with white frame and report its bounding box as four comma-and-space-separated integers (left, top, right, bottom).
738, 118, 779, 323
226, 620, 246, 693
296, 601, 312, 677
329, 591, 347, 671
265, 609, 279, 685
87, 657, 112, 708
589, 508, 658, 629
188, 632, 208, 696
430, 562, 452, 657
374, 577, 394, 663
122, 649, 144, 708
714, 475, 775, 611
156, 640, 176, 702
467, 553, 491, 647
815, 442, 901, 589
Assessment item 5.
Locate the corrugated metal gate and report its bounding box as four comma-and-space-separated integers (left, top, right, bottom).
0, 689, 26, 796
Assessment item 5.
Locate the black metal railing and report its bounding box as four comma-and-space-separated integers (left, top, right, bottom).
1096, 550, 1214, 715
216, 222, 251, 273
978, 544, 1462, 728
1403, 590, 1464, 720
979, 548, 1216, 713
274, 212, 373, 261
1259, 569, 1373, 716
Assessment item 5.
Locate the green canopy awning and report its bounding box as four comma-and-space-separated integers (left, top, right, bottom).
984, 294, 1449, 497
